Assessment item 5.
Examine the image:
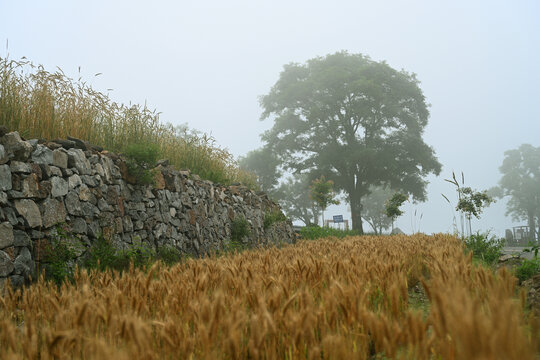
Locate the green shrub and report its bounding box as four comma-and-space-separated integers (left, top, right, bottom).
156, 245, 183, 266
228, 217, 251, 251
124, 142, 160, 185
121, 243, 156, 270
516, 258, 540, 282
82, 236, 120, 271
463, 232, 504, 265
42, 227, 84, 285
299, 225, 359, 240
263, 210, 287, 229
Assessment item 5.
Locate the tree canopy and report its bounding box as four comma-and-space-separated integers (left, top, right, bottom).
277, 174, 320, 226
260, 51, 441, 232
309, 176, 340, 225
238, 147, 281, 194
498, 144, 540, 240
361, 186, 394, 235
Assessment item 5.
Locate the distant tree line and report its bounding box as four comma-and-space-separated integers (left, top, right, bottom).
241, 51, 539, 237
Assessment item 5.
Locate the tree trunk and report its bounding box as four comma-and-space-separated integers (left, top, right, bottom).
349, 196, 364, 234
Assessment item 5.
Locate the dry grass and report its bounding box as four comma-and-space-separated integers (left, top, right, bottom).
0, 234, 538, 359
0, 56, 257, 186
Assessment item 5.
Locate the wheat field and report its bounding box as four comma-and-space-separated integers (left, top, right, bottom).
0, 234, 537, 359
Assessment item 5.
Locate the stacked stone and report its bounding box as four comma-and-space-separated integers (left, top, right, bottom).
0, 130, 294, 291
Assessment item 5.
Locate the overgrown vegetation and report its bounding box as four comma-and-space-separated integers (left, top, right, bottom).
462, 232, 505, 265
123, 141, 160, 185
263, 209, 287, 229
41, 227, 84, 285
299, 225, 359, 240
0, 56, 256, 187
516, 258, 540, 282
1, 234, 536, 358
229, 217, 250, 251
43, 233, 184, 284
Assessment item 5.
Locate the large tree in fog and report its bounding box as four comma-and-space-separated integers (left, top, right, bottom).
497, 144, 540, 240
278, 174, 320, 226
260, 52, 441, 233
238, 147, 281, 194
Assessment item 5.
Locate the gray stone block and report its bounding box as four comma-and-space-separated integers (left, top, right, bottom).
0, 222, 14, 249
31, 144, 53, 165
41, 198, 67, 228
0, 250, 14, 277
0, 164, 12, 191
14, 199, 42, 228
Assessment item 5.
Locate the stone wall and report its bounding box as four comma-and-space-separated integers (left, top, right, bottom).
0, 131, 295, 289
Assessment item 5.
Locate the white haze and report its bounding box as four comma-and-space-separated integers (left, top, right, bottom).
1, 0, 538, 236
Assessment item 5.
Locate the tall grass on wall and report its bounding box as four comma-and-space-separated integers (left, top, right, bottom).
0, 56, 257, 187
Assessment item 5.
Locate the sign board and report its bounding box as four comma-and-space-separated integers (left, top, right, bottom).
333, 215, 344, 223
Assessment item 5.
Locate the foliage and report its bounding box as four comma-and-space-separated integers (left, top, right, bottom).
260, 51, 441, 233
496, 144, 540, 241
1, 234, 536, 359
515, 258, 540, 282
443, 172, 494, 237
299, 225, 359, 240
309, 176, 340, 211
309, 176, 340, 225
385, 192, 408, 220
124, 141, 160, 185
276, 174, 320, 226
456, 188, 493, 220
156, 245, 183, 266
238, 147, 281, 193
524, 240, 540, 258
0, 56, 255, 187
41, 225, 86, 285
463, 232, 505, 265
82, 236, 120, 272
230, 217, 250, 245
361, 186, 394, 235
263, 209, 287, 230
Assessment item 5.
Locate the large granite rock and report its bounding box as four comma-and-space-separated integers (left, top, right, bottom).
31, 144, 53, 165
0, 132, 33, 161
14, 199, 42, 228
41, 198, 67, 228
0, 222, 14, 249
0, 164, 12, 191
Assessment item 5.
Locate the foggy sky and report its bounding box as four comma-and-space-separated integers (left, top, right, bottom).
1, 0, 539, 236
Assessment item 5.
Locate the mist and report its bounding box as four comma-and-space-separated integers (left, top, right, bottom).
1, 0, 538, 236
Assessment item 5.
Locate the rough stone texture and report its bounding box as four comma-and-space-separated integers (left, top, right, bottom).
10, 161, 32, 173
21, 174, 41, 198
0, 222, 14, 249
14, 199, 42, 228
52, 149, 68, 168
71, 217, 87, 234
0, 131, 294, 289
0, 164, 12, 191
50, 176, 68, 197
68, 174, 82, 189
31, 144, 54, 165
41, 198, 67, 228
0, 144, 8, 165
14, 247, 34, 277
0, 250, 14, 277
67, 148, 91, 175
0, 132, 33, 161
13, 230, 30, 247
522, 274, 540, 316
